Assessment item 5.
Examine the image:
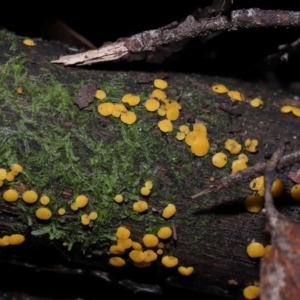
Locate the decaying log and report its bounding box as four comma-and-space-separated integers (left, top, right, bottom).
1, 30, 300, 299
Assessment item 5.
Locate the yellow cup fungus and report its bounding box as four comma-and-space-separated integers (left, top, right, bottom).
243, 285, 260, 300
176, 132, 185, 141
95, 90, 106, 100
116, 226, 131, 239
250, 98, 263, 107
0, 236, 10, 246
40, 195, 50, 205
122, 94, 140, 106
70, 203, 78, 211
211, 83, 228, 94
144, 99, 160, 112
36, 207, 52, 220
157, 249, 163, 255
250, 176, 264, 191
133, 200, 149, 213
212, 152, 227, 168
246, 242, 264, 258
145, 181, 153, 189
158, 119, 173, 132
157, 227, 172, 239
193, 123, 207, 136
190, 138, 210, 157
227, 90, 244, 102
280, 105, 293, 113
157, 107, 167, 116
162, 255, 179, 268
58, 208, 66, 215
154, 79, 168, 90
244, 195, 263, 213
291, 184, 300, 201
144, 250, 158, 262
292, 107, 300, 117
142, 234, 159, 248
23, 39, 35, 46
225, 139, 242, 154
6, 172, 15, 182
151, 89, 167, 100
244, 139, 258, 153
9, 234, 25, 245
3, 189, 19, 202
81, 214, 90, 225
109, 245, 125, 255
166, 107, 179, 121
0, 169, 7, 180
109, 257, 126, 267
179, 125, 190, 135
17, 87, 23, 94
22, 190, 38, 204
178, 266, 194, 276
117, 238, 132, 249
120, 111, 137, 125
89, 211, 98, 220
75, 195, 88, 208
112, 104, 127, 118
114, 194, 124, 203
132, 242, 142, 250
264, 245, 272, 255
98, 102, 114, 116
238, 153, 249, 163
129, 250, 146, 263
270, 178, 284, 198
162, 204, 176, 219
140, 187, 151, 196
231, 159, 247, 174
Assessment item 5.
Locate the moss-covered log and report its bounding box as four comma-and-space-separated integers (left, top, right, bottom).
0, 30, 300, 299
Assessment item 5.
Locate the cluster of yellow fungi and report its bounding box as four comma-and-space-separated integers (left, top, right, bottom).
108, 226, 193, 275
280, 105, 300, 117
246, 241, 271, 258
0, 234, 25, 246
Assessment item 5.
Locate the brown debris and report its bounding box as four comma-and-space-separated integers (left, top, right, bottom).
74, 81, 98, 109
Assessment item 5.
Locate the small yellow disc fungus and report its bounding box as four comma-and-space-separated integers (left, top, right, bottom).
95, 90, 106, 100
144, 250, 158, 262
246, 242, 264, 258
109, 257, 126, 267
17, 87, 23, 94
227, 90, 244, 101
58, 208, 66, 215
243, 286, 260, 300
36, 207, 52, 220
244, 195, 263, 213
89, 211, 98, 220
250, 176, 264, 191
140, 187, 151, 196
3, 189, 19, 202
145, 181, 153, 189
212, 152, 227, 168
143, 234, 159, 248
9, 234, 25, 245
176, 132, 185, 141
291, 184, 300, 201
250, 98, 263, 107
179, 125, 189, 134
23, 39, 35, 46
211, 83, 228, 94
98, 102, 114, 116
109, 245, 125, 255
70, 203, 78, 211
81, 214, 90, 225
129, 250, 146, 263
157, 227, 172, 239
0, 237, 9, 247
185, 131, 203, 146
190, 138, 210, 157
292, 107, 300, 117
157, 249, 163, 255
116, 226, 131, 239
154, 79, 168, 90
22, 190, 38, 204
114, 194, 124, 203
166, 107, 179, 121
157, 107, 167, 116
271, 179, 284, 198
40, 195, 50, 205
162, 204, 176, 219
161, 256, 179, 268
193, 123, 207, 136
238, 153, 249, 163
280, 105, 293, 113
225, 139, 242, 154
112, 104, 127, 118
264, 245, 272, 255
151, 89, 167, 100
133, 200, 149, 213
245, 139, 259, 153
122, 94, 140, 106
178, 266, 194, 276
231, 159, 247, 174
6, 172, 15, 182
120, 111, 137, 125
158, 119, 173, 132
75, 195, 88, 208
117, 238, 132, 249
132, 242, 142, 250
144, 99, 160, 112
0, 168, 7, 180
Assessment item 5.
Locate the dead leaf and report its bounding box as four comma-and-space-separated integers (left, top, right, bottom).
75, 82, 98, 109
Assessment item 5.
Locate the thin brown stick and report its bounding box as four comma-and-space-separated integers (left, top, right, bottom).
52, 9, 300, 66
